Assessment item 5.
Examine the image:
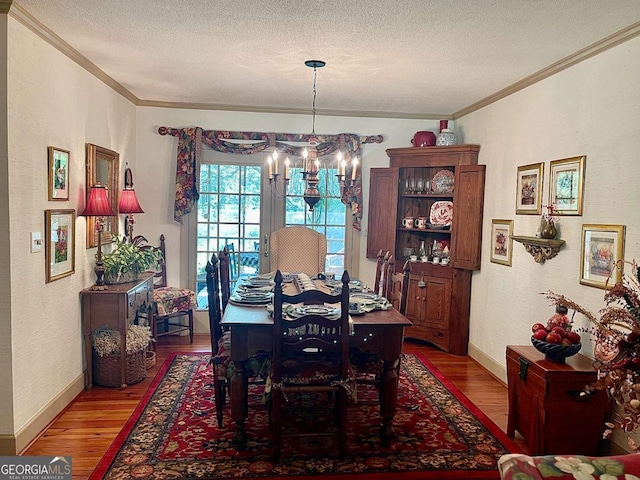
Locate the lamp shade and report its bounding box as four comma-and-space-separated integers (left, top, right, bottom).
81, 184, 116, 217
119, 189, 144, 214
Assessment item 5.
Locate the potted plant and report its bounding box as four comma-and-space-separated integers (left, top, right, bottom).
101, 235, 163, 284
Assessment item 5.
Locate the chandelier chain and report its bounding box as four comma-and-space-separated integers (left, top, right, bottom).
311, 65, 318, 134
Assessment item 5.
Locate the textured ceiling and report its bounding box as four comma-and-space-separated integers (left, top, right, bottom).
10, 0, 640, 118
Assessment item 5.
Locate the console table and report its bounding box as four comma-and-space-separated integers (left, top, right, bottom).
80, 273, 154, 388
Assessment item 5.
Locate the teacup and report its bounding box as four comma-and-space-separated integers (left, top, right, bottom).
441, 258, 450, 265
410, 255, 418, 262
349, 300, 364, 312
401, 216, 415, 229
421, 255, 429, 262
415, 216, 428, 229
432, 257, 440, 264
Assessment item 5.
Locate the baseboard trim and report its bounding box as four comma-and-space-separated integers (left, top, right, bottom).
0, 373, 85, 455
468, 343, 507, 385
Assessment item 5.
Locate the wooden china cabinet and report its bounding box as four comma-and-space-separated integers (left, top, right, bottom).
367, 145, 485, 355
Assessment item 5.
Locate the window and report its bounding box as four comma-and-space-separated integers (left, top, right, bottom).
191, 155, 354, 312
284, 166, 346, 275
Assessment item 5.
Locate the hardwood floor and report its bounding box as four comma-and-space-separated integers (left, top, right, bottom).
22, 335, 527, 479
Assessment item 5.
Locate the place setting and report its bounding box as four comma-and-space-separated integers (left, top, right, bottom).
229, 288, 273, 306
349, 292, 391, 315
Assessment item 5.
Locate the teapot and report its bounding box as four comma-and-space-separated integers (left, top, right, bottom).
411, 131, 436, 147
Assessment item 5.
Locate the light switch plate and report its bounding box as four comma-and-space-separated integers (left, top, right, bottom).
31, 231, 42, 253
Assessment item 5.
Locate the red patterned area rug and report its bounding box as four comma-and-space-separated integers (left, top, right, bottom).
90, 353, 519, 480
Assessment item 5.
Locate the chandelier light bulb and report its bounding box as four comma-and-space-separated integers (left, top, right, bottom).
284, 157, 290, 180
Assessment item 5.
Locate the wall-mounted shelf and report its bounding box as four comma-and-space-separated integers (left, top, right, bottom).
511, 235, 565, 264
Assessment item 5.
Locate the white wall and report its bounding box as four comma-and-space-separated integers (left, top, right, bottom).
458, 36, 640, 381
3, 16, 136, 449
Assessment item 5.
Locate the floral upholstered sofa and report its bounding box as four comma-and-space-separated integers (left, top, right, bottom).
498, 453, 640, 479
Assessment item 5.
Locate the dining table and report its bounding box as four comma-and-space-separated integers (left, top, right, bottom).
220, 275, 413, 448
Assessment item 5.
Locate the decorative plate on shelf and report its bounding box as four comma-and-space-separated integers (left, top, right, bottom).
431, 170, 455, 194
430, 201, 454, 226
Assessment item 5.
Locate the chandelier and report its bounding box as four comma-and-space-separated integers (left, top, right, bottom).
266, 60, 358, 212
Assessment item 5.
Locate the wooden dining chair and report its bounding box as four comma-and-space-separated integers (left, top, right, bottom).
218, 246, 231, 312
373, 249, 390, 295
209, 252, 270, 427
138, 234, 195, 349
206, 253, 230, 428
382, 256, 410, 314
269, 269, 353, 460
350, 257, 410, 401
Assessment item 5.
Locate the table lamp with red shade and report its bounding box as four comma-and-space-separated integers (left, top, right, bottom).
81, 184, 116, 290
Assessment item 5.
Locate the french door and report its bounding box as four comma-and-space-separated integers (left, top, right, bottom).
188, 152, 354, 321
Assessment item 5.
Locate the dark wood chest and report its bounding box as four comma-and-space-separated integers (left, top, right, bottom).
506, 345, 610, 455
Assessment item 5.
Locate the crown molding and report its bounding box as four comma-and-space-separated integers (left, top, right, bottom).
453, 21, 640, 119
7, 2, 640, 120
8, 2, 139, 104
0, 1, 13, 14
137, 99, 447, 120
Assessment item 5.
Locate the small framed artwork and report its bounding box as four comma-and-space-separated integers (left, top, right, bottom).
580, 224, 625, 289
490, 219, 514, 266
45, 209, 75, 283
48, 146, 70, 201
516, 163, 544, 215
549, 155, 585, 215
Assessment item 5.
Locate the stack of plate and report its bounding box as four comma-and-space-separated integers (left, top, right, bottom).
241, 276, 274, 289
230, 290, 273, 305
289, 305, 340, 320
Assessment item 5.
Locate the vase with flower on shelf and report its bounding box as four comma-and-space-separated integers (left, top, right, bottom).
539, 218, 557, 239
539, 205, 559, 239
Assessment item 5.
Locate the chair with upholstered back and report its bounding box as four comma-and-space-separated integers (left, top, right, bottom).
140, 234, 196, 347
269, 269, 352, 460
269, 227, 327, 276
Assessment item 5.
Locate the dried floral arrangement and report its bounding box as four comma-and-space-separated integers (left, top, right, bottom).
541, 204, 559, 226
544, 259, 640, 449
92, 325, 152, 357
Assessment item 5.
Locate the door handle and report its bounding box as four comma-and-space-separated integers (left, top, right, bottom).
263, 234, 270, 257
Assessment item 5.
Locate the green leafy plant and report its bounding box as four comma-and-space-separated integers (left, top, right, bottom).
101, 235, 163, 283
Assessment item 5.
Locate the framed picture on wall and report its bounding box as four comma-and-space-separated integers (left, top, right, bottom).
490, 219, 513, 266
516, 163, 544, 215
549, 155, 586, 216
45, 209, 75, 283
580, 224, 625, 289
48, 146, 70, 201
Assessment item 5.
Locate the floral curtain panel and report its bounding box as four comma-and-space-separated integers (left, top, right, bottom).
158, 126, 383, 230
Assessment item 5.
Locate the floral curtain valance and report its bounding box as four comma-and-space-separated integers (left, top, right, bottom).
158, 126, 383, 230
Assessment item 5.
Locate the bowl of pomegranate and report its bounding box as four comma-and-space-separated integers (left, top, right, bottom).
531, 319, 582, 363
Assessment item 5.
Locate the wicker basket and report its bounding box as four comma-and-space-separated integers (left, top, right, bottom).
93, 349, 146, 387
145, 350, 156, 369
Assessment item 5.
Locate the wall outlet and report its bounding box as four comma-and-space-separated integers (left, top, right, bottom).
31, 232, 42, 253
